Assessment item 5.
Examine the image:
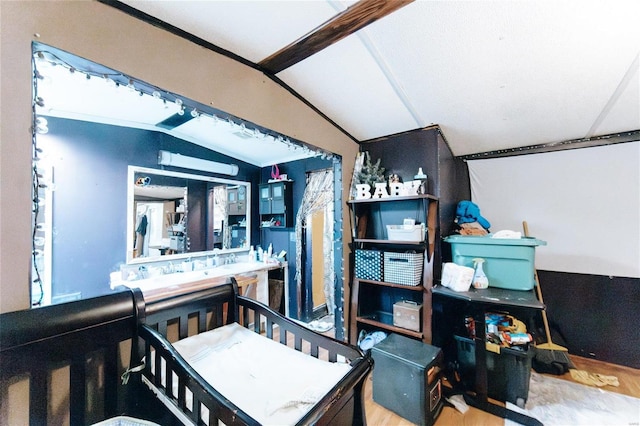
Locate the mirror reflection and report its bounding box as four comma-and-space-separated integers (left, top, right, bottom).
30, 41, 344, 335
128, 167, 251, 263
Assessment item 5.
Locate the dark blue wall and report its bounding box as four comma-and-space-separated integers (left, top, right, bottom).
259, 157, 333, 319
43, 117, 260, 300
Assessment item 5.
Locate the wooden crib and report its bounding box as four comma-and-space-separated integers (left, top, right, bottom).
0, 277, 372, 425
133, 279, 373, 425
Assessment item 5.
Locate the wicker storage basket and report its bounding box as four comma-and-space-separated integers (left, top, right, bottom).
383, 251, 423, 286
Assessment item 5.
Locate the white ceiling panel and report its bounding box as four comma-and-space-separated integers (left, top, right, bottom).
360, 0, 640, 154
277, 31, 421, 141
589, 58, 640, 137
120, 0, 342, 63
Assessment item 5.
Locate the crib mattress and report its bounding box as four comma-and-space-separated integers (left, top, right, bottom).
148, 322, 351, 425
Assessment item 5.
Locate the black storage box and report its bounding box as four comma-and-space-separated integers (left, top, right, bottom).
455, 335, 533, 406
371, 334, 443, 426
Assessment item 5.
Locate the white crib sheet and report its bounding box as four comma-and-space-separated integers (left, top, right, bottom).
154, 323, 351, 425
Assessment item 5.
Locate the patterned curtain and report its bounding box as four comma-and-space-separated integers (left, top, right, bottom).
323, 201, 335, 315
295, 170, 334, 310
213, 186, 230, 248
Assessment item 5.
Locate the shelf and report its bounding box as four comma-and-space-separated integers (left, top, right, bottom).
357, 278, 424, 291
357, 314, 423, 339
348, 194, 438, 204
348, 191, 438, 346
353, 238, 426, 245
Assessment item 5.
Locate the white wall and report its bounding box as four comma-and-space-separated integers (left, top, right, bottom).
468, 141, 640, 278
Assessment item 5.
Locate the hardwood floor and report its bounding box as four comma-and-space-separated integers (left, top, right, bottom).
289, 323, 639, 425
363, 354, 640, 426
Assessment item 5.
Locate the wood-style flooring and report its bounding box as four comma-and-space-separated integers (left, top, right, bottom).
363, 354, 640, 425
289, 324, 639, 425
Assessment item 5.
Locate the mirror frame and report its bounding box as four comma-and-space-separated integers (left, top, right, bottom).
126, 165, 251, 264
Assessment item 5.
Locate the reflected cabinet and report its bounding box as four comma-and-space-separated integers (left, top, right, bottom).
259, 181, 292, 228
349, 194, 439, 345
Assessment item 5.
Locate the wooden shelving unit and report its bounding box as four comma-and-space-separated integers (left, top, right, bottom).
348, 194, 439, 345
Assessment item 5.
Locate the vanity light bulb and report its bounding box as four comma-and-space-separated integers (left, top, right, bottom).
35, 117, 48, 134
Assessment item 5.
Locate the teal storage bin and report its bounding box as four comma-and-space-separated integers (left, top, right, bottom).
444, 235, 546, 291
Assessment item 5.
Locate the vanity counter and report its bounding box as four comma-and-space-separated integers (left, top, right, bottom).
114, 261, 287, 309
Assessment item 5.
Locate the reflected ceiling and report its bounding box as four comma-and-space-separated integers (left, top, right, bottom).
35, 57, 320, 167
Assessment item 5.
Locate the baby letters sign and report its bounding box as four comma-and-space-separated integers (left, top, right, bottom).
355, 181, 420, 200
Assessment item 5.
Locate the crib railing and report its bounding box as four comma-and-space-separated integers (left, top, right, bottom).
0, 288, 141, 425
136, 279, 372, 426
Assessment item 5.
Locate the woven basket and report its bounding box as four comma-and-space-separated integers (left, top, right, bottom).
383, 252, 423, 286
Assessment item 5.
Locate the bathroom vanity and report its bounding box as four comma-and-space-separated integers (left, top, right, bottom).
113, 260, 289, 314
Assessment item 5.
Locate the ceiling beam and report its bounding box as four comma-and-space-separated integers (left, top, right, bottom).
258, 0, 414, 74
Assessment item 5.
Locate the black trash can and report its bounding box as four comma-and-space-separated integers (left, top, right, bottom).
455, 335, 533, 407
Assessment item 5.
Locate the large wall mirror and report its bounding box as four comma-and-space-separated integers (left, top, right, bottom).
127, 166, 251, 263
31, 42, 345, 338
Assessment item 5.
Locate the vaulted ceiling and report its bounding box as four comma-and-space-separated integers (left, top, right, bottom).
88, 1, 640, 158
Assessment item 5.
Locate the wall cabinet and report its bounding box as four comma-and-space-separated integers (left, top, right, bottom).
226, 186, 247, 247
227, 186, 247, 216
259, 181, 293, 228
349, 194, 438, 345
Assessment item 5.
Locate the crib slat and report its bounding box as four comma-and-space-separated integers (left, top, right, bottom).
179, 315, 188, 339
242, 306, 250, 326
294, 335, 302, 351
192, 395, 201, 424
157, 321, 167, 337
167, 365, 174, 400
310, 343, 319, 358
154, 350, 162, 387
178, 375, 187, 410
104, 345, 120, 417
266, 318, 274, 339
30, 366, 48, 426
214, 305, 223, 327
198, 309, 207, 333
70, 355, 86, 425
